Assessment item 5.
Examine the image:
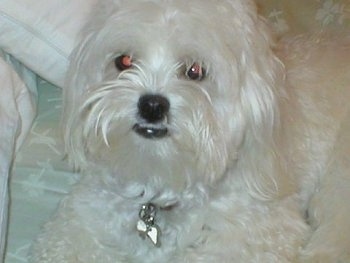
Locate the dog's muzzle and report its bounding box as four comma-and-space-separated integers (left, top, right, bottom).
133, 94, 170, 139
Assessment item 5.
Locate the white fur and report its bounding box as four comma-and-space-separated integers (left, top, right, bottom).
29, 0, 350, 262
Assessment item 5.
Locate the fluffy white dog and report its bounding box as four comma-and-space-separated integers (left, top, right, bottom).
29, 0, 350, 262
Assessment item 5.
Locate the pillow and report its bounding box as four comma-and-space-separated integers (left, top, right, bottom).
0, 0, 97, 87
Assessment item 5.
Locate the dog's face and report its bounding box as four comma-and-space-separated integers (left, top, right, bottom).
64, 0, 283, 193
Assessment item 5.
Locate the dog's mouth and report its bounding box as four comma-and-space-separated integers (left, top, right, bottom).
133, 123, 169, 139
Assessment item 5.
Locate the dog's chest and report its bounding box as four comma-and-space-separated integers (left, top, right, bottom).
80, 195, 207, 261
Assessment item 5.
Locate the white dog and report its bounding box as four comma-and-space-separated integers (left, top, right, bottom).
29, 0, 350, 262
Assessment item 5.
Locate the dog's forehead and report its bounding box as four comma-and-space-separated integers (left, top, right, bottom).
101, 0, 253, 60
106, 0, 250, 36
112, 0, 243, 16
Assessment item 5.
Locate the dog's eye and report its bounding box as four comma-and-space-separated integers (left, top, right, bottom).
114, 55, 133, 71
186, 63, 206, 81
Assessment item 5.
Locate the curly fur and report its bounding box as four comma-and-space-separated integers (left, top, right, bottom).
29, 0, 350, 262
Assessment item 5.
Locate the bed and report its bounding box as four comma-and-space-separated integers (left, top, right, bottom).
1, 0, 349, 262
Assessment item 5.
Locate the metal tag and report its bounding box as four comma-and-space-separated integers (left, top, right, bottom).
136, 203, 161, 247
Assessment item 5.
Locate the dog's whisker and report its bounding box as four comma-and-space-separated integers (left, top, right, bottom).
101, 125, 110, 147
94, 108, 104, 136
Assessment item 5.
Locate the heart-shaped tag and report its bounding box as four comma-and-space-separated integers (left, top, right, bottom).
136, 203, 161, 247
137, 219, 161, 247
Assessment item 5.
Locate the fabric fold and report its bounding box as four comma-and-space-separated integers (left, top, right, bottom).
0, 52, 37, 261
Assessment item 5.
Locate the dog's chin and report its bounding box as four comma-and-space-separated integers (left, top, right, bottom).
133, 123, 169, 139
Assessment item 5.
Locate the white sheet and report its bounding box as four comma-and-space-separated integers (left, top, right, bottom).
0, 52, 36, 262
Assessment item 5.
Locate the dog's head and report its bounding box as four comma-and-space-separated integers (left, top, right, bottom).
63, 0, 285, 198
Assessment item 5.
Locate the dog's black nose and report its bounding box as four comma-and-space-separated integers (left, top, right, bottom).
138, 94, 170, 123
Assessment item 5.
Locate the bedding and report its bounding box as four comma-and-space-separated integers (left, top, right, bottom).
0, 0, 97, 87
0, 51, 36, 262
1, 0, 349, 262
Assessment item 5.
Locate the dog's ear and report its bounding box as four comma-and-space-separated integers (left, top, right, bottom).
227, 6, 296, 201
61, 0, 124, 168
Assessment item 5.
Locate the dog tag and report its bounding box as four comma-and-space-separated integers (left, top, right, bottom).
136, 219, 161, 247
137, 219, 148, 233
146, 225, 160, 246
136, 203, 161, 247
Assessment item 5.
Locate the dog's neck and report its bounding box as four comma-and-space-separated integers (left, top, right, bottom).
89, 168, 213, 246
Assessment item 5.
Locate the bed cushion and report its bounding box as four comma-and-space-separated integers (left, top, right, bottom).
0, 0, 96, 87
257, 0, 350, 35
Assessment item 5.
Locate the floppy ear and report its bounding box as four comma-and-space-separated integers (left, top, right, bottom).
61, 17, 104, 168
230, 8, 296, 201
61, 0, 124, 167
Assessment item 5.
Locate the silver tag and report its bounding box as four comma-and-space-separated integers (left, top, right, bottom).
136, 203, 161, 247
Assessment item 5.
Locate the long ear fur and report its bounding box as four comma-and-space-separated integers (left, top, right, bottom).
229, 1, 295, 200
61, 0, 124, 168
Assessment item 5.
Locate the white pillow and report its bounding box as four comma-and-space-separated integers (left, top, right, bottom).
0, 0, 96, 87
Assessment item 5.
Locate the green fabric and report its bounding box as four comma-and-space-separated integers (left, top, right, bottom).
6, 81, 79, 263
